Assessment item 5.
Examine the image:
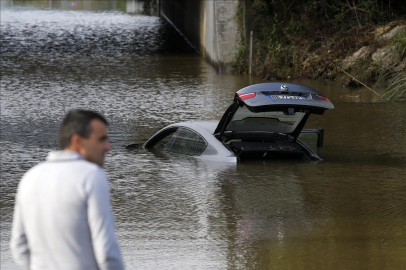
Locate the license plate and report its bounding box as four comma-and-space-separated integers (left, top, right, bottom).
268, 95, 306, 100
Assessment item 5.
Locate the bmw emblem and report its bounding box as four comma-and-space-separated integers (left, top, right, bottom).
281, 85, 289, 92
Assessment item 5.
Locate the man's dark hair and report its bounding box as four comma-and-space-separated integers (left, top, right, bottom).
59, 110, 108, 149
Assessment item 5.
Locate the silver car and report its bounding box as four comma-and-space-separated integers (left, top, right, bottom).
143, 83, 334, 163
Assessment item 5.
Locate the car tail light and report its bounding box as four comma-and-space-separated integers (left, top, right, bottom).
238, 92, 256, 100
316, 95, 331, 103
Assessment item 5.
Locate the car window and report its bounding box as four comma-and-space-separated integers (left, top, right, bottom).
164, 128, 207, 156
227, 106, 306, 134
153, 130, 177, 149
298, 132, 319, 147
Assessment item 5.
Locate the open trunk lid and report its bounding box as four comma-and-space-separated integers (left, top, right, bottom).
214, 83, 334, 140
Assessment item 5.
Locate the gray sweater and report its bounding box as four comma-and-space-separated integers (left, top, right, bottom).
11, 151, 124, 270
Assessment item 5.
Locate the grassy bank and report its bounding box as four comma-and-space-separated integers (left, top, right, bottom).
232, 0, 406, 100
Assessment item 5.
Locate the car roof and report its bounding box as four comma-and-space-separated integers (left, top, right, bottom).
189, 121, 218, 133
164, 121, 217, 133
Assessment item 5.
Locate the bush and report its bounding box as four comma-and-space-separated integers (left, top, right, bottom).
232, 0, 405, 79
393, 29, 406, 59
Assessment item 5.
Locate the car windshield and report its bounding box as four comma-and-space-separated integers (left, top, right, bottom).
226, 106, 306, 134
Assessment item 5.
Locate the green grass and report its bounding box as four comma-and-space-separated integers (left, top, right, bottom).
376, 64, 406, 101
392, 29, 406, 59
382, 71, 406, 101
375, 29, 406, 101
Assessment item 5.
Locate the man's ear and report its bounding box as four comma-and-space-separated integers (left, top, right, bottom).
70, 134, 83, 151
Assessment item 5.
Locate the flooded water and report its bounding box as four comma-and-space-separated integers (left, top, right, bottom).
1, 1, 405, 269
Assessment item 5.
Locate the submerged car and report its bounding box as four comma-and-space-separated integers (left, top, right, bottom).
144, 83, 334, 162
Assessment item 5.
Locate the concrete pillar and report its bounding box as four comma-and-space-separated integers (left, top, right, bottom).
209, 0, 240, 73
160, 0, 240, 73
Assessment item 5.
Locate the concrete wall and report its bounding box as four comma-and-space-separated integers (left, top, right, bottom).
160, 0, 240, 73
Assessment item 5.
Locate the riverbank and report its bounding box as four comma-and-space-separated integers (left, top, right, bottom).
232, 0, 406, 100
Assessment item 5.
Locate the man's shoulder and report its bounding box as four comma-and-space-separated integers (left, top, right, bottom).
23, 158, 105, 181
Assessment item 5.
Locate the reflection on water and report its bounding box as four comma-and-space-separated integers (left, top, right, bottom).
1, 0, 158, 15
1, 2, 406, 270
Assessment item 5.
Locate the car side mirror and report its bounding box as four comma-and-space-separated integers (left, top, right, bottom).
125, 143, 140, 150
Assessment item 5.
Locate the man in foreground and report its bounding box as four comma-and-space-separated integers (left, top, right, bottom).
11, 110, 125, 270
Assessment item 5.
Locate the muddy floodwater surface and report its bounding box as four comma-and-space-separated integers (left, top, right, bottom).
1, 1, 405, 269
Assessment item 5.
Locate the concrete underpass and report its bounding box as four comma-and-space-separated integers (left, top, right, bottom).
159, 0, 240, 73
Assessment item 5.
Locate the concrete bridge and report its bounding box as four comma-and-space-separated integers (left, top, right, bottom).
1, 0, 241, 72
159, 0, 240, 73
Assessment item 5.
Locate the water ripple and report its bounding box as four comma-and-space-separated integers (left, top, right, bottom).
1, 6, 405, 270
